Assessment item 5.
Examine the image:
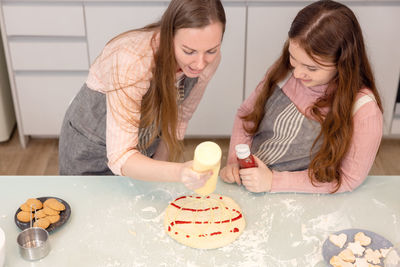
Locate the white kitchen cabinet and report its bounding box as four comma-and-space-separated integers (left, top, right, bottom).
15, 73, 87, 135
1, 0, 399, 148
246, 2, 400, 136
0, 29, 15, 142
2, 3, 85, 37
9, 40, 88, 71
347, 3, 400, 135
85, 3, 168, 63
246, 4, 303, 98
186, 5, 246, 136
392, 118, 400, 136
0, 2, 89, 147
392, 103, 400, 136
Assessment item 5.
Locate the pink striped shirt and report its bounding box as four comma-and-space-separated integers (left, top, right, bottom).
227, 74, 383, 193
86, 30, 220, 175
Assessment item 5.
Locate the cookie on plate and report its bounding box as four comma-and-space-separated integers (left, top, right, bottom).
329, 233, 347, 248
338, 248, 355, 263
355, 232, 372, 246
46, 214, 61, 224
34, 209, 47, 219
20, 198, 43, 212
330, 255, 353, 267
347, 241, 365, 256
17, 211, 34, 223
44, 198, 65, 211
364, 248, 382, 264
42, 206, 60, 216
33, 217, 51, 229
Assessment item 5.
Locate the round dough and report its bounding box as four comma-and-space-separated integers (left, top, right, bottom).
164, 194, 245, 249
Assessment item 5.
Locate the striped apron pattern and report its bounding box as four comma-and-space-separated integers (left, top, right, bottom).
251, 82, 377, 172
251, 87, 322, 172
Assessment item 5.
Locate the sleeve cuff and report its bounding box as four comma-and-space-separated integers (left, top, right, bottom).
108, 149, 139, 176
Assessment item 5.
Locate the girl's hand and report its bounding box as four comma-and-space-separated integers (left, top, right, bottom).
239, 156, 272, 193
179, 161, 212, 190
220, 164, 241, 185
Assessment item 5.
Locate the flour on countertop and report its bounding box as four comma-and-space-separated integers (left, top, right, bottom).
141, 206, 157, 213
113, 180, 400, 266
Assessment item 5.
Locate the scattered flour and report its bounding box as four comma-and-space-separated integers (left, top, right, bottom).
141, 206, 157, 213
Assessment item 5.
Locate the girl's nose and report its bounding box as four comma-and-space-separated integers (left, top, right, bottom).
293, 66, 307, 79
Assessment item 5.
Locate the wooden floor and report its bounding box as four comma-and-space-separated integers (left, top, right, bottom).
1, 127, 399, 175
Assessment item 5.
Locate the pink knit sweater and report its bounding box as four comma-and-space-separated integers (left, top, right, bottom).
227, 74, 383, 193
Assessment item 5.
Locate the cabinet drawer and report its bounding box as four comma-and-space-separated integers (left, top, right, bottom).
391, 117, 400, 135
9, 40, 88, 71
15, 73, 88, 136
85, 3, 167, 63
3, 3, 85, 36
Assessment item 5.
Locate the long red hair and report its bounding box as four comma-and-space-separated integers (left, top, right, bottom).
242, 0, 383, 192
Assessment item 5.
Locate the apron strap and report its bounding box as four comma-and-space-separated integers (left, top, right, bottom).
277, 72, 292, 89
352, 94, 376, 115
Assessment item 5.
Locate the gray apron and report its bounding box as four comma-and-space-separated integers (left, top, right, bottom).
251, 85, 322, 172
59, 76, 197, 175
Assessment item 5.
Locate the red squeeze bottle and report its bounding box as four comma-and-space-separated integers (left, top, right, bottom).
235, 144, 258, 169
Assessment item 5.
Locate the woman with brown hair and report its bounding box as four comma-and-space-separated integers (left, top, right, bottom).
221, 0, 383, 193
59, 0, 226, 190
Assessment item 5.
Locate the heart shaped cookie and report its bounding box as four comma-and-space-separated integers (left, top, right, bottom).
329, 255, 353, 267
338, 248, 355, 263
329, 233, 347, 248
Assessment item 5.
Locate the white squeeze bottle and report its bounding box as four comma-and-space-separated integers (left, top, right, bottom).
192, 141, 222, 196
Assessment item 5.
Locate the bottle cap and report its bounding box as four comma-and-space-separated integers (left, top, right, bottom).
235, 144, 251, 159
193, 141, 222, 168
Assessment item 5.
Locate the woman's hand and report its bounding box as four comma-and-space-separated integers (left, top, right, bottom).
220, 164, 241, 185
179, 161, 212, 190
240, 156, 272, 193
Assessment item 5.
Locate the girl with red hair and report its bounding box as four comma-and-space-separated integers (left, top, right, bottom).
221, 0, 383, 193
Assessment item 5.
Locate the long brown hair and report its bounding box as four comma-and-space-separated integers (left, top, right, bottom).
110, 0, 226, 161
242, 0, 382, 192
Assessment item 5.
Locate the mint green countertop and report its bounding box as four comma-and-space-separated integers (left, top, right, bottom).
0, 175, 399, 266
